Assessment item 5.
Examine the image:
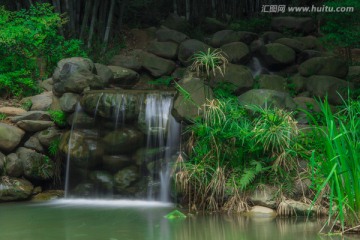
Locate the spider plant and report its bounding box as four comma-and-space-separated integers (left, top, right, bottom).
190, 48, 228, 77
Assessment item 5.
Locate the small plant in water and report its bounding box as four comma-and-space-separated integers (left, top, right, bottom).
190, 48, 228, 77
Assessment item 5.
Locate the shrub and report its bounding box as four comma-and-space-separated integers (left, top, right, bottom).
190, 48, 228, 78
48, 110, 67, 127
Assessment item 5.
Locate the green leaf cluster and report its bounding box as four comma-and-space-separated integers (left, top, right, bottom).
0, 3, 87, 98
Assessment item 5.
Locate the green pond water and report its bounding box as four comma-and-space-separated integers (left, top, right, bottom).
0, 199, 357, 240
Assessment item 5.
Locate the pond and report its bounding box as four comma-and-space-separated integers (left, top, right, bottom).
0, 199, 357, 240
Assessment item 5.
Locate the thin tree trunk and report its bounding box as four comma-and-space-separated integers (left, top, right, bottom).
99, 0, 109, 37
88, 0, 100, 48
117, 0, 128, 32
80, 0, 92, 40
173, 0, 178, 14
185, 0, 190, 21
211, 0, 216, 18
103, 0, 116, 51
52, 0, 64, 36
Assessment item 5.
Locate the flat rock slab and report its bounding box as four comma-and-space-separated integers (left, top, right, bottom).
9, 111, 51, 123
17, 120, 55, 132
0, 107, 26, 116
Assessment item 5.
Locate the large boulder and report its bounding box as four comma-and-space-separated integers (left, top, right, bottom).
102, 128, 144, 155
37, 127, 61, 148
162, 13, 190, 33
178, 39, 211, 65
114, 166, 139, 193
201, 17, 227, 33
16, 120, 54, 132
109, 52, 142, 71
262, 31, 284, 44
21, 91, 53, 111
8, 111, 51, 123
209, 30, 258, 47
52, 58, 103, 96
59, 130, 102, 168
16, 147, 54, 180
299, 57, 348, 78
295, 36, 321, 50
348, 66, 360, 85
290, 74, 307, 93
94, 63, 114, 86
220, 42, 250, 64
142, 52, 176, 77
258, 43, 296, 69
81, 92, 141, 120
238, 89, 297, 110
0, 177, 34, 201
59, 93, 80, 113
172, 71, 214, 122
102, 155, 132, 173
258, 74, 287, 92
0, 123, 25, 152
210, 64, 254, 93
249, 185, 278, 208
305, 75, 354, 105
271, 17, 315, 34
296, 50, 322, 64
24, 136, 45, 152
107, 66, 140, 88
156, 29, 189, 43
147, 41, 178, 59
4, 153, 23, 177
274, 38, 305, 53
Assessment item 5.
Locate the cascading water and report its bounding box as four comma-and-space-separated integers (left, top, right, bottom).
247, 57, 272, 77
64, 91, 180, 202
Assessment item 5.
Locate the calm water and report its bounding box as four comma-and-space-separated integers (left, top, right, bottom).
0, 200, 357, 240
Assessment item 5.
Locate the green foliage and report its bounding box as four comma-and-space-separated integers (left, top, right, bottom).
321, 0, 360, 50
229, 16, 271, 33
21, 99, 33, 111
304, 98, 360, 231
190, 48, 229, 77
48, 110, 67, 127
148, 76, 174, 87
0, 3, 87, 97
48, 138, 61, 157
164, 210, 187, 220
0, 113, 7, 121
175, 97, 301, 211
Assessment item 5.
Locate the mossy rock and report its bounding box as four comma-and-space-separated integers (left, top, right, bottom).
258, 43, 296, 70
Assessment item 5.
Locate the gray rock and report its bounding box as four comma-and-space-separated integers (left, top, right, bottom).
201, 17, 227, 34
271, 17, 315, 34
21, 91, 53, 111
221, 42, 250, 64
0, 177, 33, 201
59, 93, 80, 113
94, 63, 113, 86
305, 75, 354, 105
258, 74, 287, 92
249, 185, 277, 208
16, 120, 54, 132
66, 111, 94, 128
39, 78, 54, 91
299, 57, 348, 78
37, 127, 61, 148
348, 66, 360, 85
209, 30, 258, 47
247, 206, 277, 217
142, 52, 176, 77
178, 39, 211, 65
109, 51, 143, 71
4, 153, 23, 177
290, 74, 307, 93
210, 64, 253, 93
156, 29, 189, 43
102, 155, 132, 173
0, 123, 25, 152
274, 38, 305, 52
53, 58, 104, 96
107, 65, 140, 88
24, 135, 45, 152
162, 13, 190, 33
0, 152, 5, 174
102, 128, 144, 155
89, 170, 114, 192
238, 89, 297, 110
258, 43, 296, 69
114, 166, 139, 192
262, 31, 284, 44
53, 57, 95, 81
147, 41, 179, 59
16, 147, 54, 180
8, 111, 51, 123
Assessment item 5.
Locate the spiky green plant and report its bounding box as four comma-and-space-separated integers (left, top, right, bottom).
190, 48, 228, 77
305, 97, 360, 232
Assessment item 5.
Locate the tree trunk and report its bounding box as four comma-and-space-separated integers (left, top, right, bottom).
211, 0, 216, 18
185, 0, 190, 20
103, 0, 116, 51
99, 0, 109, 37
173, 0, 178, 14
88, 0, 101, 48
80, 0, 92, 41
117, 0, 128, 32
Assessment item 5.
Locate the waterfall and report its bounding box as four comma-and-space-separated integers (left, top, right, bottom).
248, 57, 272, 77
64, 91, 180, 202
